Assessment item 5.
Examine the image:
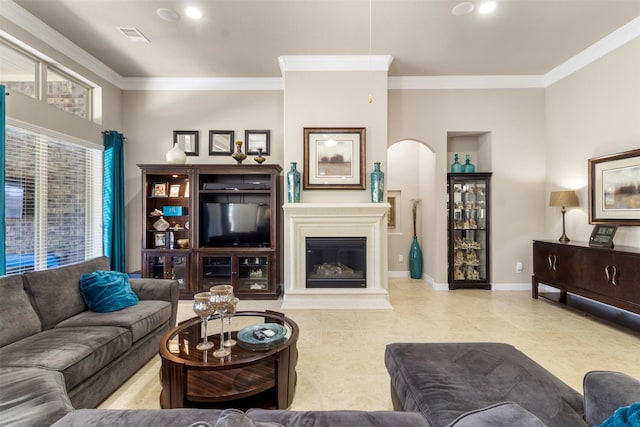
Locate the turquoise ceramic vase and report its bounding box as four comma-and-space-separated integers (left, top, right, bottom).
286, 162, 301, 203
462, 154, 475, 173
409, 235, 423, 279
370, 162, 384, 203
450, 153, 462, 173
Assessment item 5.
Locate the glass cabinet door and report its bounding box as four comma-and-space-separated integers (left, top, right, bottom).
238, 256, 269, 291
448, 173, 491, 289
144, 253, 188, 292
200, 256, 232, 289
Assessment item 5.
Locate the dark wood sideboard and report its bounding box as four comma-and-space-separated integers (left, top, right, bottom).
532, 240, 640, 315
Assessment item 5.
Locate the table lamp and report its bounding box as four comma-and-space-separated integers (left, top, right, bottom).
549, 190, 579, 243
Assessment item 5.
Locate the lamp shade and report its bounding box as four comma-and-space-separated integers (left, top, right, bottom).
549, 190, 579, 208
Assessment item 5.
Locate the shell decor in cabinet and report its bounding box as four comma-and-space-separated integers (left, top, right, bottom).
447, 173, 491, 289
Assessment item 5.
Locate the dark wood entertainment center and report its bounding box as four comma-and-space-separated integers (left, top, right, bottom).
139, 164, 282, 299
532, 240, 640, 315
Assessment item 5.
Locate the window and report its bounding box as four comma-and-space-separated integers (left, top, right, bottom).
4, 121, 103, 274
0, 41, 38, 99
0, 39, 95, 120
47, 67, 90, 119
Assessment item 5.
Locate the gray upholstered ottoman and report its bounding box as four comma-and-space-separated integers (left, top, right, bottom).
385, 342, 587, 427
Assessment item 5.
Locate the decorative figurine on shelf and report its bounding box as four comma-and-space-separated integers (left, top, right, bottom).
253, 147, 266, 164
231, 140, 247, 164
462, 154, 475, 173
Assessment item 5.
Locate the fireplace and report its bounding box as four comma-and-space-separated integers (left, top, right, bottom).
306, 237, 366, 288
282, 203, 391, 309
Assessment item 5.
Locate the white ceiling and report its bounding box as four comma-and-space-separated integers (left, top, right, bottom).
7, 0, 640, 80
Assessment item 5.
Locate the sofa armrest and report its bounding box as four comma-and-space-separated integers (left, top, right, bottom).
583, 371, 640, 426
129, 278, 179, 327
446, 402, 546, 427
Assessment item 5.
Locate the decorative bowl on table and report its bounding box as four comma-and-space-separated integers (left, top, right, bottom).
237, 323, 287, 351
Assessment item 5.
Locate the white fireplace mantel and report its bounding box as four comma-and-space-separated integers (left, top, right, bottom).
282, 203, 392, 310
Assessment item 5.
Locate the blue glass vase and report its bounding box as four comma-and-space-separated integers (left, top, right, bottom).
462, 154, 475, 173
409, 235, 423, 279
286, 162, 301, 203
370, 162, 384, 203
450, 153, 462, 173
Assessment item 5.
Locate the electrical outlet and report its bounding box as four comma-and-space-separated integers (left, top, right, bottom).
516, 261, 523, 273
399, 254, 404, 263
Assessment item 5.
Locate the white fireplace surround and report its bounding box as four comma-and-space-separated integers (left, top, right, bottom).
282, 203, 392, 309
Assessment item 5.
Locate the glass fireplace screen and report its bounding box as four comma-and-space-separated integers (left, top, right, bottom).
305, 237, 366, 288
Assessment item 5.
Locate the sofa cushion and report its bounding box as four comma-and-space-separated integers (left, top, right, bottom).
246, 409, 431, 427
385, 342, 586, 427
0, 274, 41, 347
447, 401, 547, 426
80, 270, 138, 313
0, 367, 73, 427
0, 326, 131, 390
23, 256, 111, 329
216, 409, 283, 427
583, 371, 640, 426
56, 300, 172, 342
51, 409, 226, 426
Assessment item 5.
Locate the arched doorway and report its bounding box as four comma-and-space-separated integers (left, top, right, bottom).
386, 140, 436, 284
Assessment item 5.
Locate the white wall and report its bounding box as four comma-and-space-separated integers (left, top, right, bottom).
545, 38, 640, 248
388, 89, 547, 286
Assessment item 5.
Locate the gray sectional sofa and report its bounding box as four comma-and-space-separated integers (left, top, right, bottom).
2, 257, 638, 427
385, 342, 640, 426
0, 256, 179, 426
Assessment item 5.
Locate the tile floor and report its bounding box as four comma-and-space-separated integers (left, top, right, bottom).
99, 277, 640, 411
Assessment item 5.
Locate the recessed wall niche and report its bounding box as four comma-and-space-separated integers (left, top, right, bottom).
447, 132, 492, 173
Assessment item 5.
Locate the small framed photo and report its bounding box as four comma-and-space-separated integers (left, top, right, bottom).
152, 182, 168, 197
589, 224, 618, 248
154, 232, 167, 248
209, 130, 234, 155
245, 129, 270, 155
169, 184, 181, 198
173, 130, 199, 156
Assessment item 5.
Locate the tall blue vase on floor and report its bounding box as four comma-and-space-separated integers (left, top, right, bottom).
409, 235, 423, 279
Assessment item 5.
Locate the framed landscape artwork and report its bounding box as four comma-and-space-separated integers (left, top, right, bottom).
588, 148, 640, 225
303, 127, 365, 190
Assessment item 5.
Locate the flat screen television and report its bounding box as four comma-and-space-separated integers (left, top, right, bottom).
201, 202, 270, 247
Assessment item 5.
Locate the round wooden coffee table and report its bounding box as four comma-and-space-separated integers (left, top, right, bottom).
159, 310, 298, 410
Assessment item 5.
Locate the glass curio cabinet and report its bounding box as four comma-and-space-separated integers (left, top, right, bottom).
447, 173, 491, 290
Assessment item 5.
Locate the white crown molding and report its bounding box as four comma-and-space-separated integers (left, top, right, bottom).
389, 75, 545, 90
278, 55, 394, 75
1, 0, 124, 88
544, 15, 640, 87
120, 77, 284, 91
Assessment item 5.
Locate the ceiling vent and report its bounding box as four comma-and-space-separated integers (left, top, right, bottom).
117, 27, 149, 43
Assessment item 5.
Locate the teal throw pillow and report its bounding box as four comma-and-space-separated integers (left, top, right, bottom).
80, 270, 138, 313
597, 402, 640, 427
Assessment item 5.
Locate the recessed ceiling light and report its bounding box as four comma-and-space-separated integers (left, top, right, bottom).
478, 1, 497, 14
451, 2, 475, 17
157, 8, 180, 22
185, 6, 203, 20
